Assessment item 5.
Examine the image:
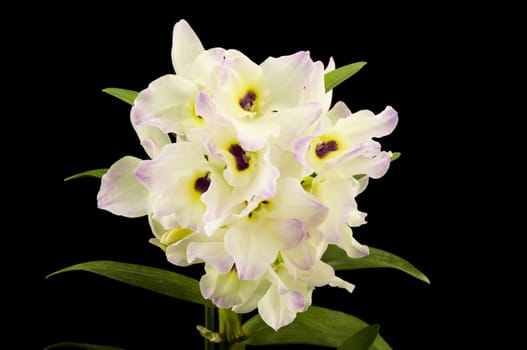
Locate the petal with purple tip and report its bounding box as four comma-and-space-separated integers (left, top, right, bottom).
97, 156, 151, 217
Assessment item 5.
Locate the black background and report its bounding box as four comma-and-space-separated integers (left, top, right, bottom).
12, 3, 502, 350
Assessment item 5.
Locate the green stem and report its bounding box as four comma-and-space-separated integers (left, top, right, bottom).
205, 305, 216, 350
218, 308, 246, 348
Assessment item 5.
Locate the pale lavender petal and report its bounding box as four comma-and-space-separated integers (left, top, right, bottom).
232, 144, 280, 201
270, 178, 328, 229
282, 239, 316, 272
171, 19, 205, 77
339, 105, 399, 141
339, 150, 392, 179
97, 156, 151, 217
194, 92, 218, 122
133, 124, 170, 159
257, 283, 295, 330
187, 242, 234, 273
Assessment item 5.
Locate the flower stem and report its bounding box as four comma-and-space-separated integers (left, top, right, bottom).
218, 308, 246, 347
205, 305, 216, 350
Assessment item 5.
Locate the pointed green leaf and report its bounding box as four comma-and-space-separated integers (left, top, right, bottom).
338, 324, 380, 350
322, 246, 430, 284
64, 168, 107, 182
46, 260, 213, 306
242, 306, 391, 350
102, 88, 138, 105
390, 152, 401, 161
324, 61, 367, 92
44, 342, 126, 350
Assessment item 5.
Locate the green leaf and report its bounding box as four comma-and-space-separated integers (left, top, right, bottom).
64, 168, 107, 182
324, 61, 367, 92
322, 246, 430, 284
102, 88, 138, 105
44, 342, 126, 350
338, 324, 380, 350
46, 260, 213, 307
242, 306, 391, 349
390, 152, 401, 161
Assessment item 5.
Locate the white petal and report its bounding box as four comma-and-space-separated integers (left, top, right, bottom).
329, 275, 355, 294
298, 260, 336, 287
165, 231, 202, 266
231, 115, 280, 152
202, 169, 238, 236
192, 48, 225, 87
171, 19, 205, 78
231, 279, 270, 314
134, 142, 206, 194
200, 265, 261, 309
273, 103, 323, 151
282, 238, 316, 272
303, 60, 332, 111
326, 101, 352, 125
257, 282, 297, 331
338, 105, 399, 141
337, 225, 369, 258
133, 124, 170, 159
97, 156, 151, 217
312, 175, 361, 243
270, 178, 328, 229
261, 51, 314, 108
148, 214, 167, 239
131, 74, 198, 134
225, 218, 304, 280
187, 241, 234, 273
339, 150, 392, 179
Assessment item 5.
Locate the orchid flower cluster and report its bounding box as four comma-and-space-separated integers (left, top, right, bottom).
96, 19, 397, 331
49, 18, 429, 350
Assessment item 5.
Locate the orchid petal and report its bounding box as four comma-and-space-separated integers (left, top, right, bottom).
338, 105, 399, 141
187, 241, 234, 273
269, 178, 328, 229
171, 19, 205, 78
200, 265, 261, 309
261, 51, 314, 108
131, 74, 198, 134
273, 103, 323, 151
337, 225, 370, 258
134, 142, 206, 194
97, 156, 151, 217
225, 218, 305, 280
132, 124, 170, 159
311, 175, 361, 243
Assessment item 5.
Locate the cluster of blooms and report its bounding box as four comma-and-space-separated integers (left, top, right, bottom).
97, 19, 398, 330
